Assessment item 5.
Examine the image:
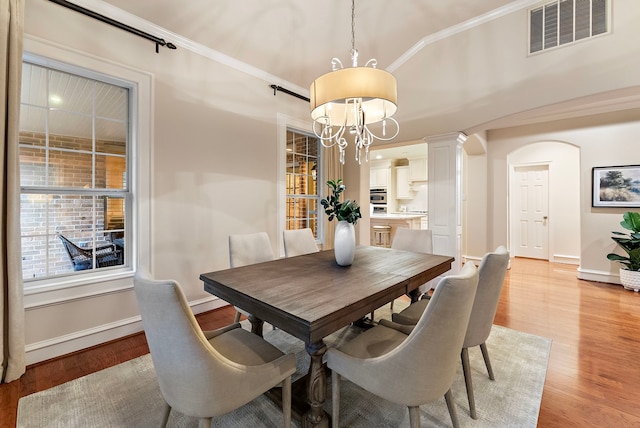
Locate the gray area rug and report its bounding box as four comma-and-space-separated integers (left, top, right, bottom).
18, 303, 551, 427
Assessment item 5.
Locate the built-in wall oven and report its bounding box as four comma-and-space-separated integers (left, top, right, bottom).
370, 188, 387, 213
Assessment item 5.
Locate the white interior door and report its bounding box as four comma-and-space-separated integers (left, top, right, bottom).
511, 165, 549, 260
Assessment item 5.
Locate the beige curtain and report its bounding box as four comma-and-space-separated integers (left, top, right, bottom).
321, 146, 343, 249
0, 0, 26, 383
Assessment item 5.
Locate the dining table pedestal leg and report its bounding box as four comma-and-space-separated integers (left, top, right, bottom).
247, 314, 264, 337
302, 340, 330, 428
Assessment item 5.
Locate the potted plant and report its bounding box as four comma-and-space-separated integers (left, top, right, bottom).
321, 179, 361, 266
607, 211, 640, 291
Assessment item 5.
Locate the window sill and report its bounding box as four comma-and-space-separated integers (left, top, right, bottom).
24, 269, 135, 310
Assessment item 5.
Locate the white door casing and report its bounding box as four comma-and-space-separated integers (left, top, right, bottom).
510, 164, 549, 260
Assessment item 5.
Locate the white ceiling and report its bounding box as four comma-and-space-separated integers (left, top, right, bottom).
41, 0, 640, 144
100, 0, 516, 89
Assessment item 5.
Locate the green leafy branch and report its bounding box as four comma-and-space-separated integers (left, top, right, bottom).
320, 179, 362, 225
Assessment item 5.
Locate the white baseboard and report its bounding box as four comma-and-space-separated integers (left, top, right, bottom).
577, 267, 621, 285
462, 255, 483, 263
25, 296, 228, 366
552, 254, 580, 265
190, 295, 227, 315
25, 316, 144, 366
462, 254, 513, 269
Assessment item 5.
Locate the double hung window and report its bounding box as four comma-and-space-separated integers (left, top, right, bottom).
19, 60, 131, 282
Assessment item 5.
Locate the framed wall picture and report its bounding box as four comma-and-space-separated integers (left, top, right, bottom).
592, 165, 640, 207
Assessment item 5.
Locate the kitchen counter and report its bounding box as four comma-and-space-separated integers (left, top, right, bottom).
371, 213, 427, 220
370, 213, 428, 245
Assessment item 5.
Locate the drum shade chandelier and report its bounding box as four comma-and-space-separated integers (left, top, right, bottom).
310, 0, 399, 164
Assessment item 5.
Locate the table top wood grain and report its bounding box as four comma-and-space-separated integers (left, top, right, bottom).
200, 246, 453, 344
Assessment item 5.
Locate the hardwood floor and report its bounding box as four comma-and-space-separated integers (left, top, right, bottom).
496, 258, 640, 427
1, 257, 639, 427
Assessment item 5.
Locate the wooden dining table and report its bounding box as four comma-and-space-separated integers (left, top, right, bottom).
200, 245, 453, 428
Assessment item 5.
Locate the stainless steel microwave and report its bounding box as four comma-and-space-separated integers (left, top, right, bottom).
370, 188, 387, 204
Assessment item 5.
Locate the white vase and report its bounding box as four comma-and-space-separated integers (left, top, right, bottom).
619, 268, 640, 292
334, 221, 356, 266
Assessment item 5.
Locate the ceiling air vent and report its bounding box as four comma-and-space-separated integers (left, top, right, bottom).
529, 0, 609, 54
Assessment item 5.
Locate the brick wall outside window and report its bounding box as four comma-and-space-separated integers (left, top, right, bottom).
20, 131, 126, 279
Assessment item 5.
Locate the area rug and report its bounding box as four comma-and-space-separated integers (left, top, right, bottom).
18, 304, 551, 428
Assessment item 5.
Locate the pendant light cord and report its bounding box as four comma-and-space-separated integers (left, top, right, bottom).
350, 0, 359, 67
351, 0, 356, 52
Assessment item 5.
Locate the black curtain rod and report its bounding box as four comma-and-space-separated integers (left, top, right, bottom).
48, 0, 177, 53
270, 85, 310, 103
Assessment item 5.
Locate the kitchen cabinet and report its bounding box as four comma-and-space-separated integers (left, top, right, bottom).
396, 166, 411, 199
370, 161, 390, 188
409, 157, 428, 182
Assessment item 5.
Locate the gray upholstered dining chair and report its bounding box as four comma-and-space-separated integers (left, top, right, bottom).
283, 228, 319, 257
133, 273, 296, 428
327, 261, 479, 428
392, 246, 510, 419
392, 227, 433, 254
391, 227, 434, 294
369, 227, 434, 321
228, 232, 275, 323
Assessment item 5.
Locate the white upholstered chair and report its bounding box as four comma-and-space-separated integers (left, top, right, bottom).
393, 227, 435, 295
228, 232, 275, 323
369, 227, 434, 322
327, 262, 479, 428
133, 273, 296, 428
392, 246, 510, 419
283, 228, 319, 257
391, 227, 433, 254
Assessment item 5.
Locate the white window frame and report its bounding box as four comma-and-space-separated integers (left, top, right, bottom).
21, 36, 151, 308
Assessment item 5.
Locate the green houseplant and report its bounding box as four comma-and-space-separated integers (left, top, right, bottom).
321, 179, 361, 266
607, 211, 640, 291
320, 179, 362, 225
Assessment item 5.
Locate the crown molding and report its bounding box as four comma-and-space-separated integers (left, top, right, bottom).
387, 0, 542, 72
62, 0, 541, 95
59, 0, 309, 96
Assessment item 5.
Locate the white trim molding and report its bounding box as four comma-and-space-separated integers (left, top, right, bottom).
552, 254, 580, 265
388, 0, 543, 72
66, 0, 541, 93
65, 0, 308, 97
577, 267, 621, 285
25, 297, 227, 365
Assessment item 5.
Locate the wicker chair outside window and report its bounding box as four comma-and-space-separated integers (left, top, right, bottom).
57, 233, 122, 271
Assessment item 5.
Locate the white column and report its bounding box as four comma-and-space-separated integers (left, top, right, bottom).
426, 132, 466, 276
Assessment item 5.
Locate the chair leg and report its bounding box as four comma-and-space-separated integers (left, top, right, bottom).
461, 347, 477, 419
160, 402, 171, 428
198, 417, 212, 428
233, 309, 241, 323
370, 310, 375, 322
282, 376, 292, 428
332, 370, 341, 428
408, 406, 421, 428
480, 342, 495, 380
444, 388, 461, 428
